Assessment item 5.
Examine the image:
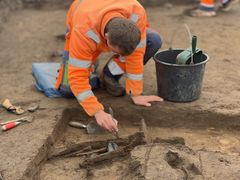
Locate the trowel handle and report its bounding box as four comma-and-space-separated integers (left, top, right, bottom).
68, 121, 87, 129
192, 35, 197, 54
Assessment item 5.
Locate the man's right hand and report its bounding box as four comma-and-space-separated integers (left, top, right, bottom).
94, 110, 118, 133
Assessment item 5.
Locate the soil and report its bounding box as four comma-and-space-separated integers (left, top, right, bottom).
0, 2, 240, 180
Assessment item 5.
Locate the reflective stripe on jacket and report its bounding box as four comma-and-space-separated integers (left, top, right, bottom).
55, 0, 147, 116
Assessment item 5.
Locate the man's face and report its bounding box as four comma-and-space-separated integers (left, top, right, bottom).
105, 33, 123, 55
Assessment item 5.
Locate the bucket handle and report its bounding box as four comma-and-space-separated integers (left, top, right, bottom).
169, 23, 193, 50
169, 23, 198, 64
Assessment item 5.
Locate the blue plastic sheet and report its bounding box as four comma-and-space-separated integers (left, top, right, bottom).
32, 62, 101, 98
32, 63, 63, 98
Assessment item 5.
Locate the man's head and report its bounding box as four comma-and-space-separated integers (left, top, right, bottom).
105, 18, 141, 56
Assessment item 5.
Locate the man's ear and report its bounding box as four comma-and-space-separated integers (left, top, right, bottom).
104, 33, 109, 40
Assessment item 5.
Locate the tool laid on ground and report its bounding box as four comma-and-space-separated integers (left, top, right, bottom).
1, 122, 22, 131
27, 104, 39, 113
0, 116, 34, 125
0, 116, 34, 131
2, 99, 25, 115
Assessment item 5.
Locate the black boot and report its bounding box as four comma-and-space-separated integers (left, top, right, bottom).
101, 64, 125, 97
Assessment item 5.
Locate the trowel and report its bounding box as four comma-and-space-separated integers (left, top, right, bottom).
176, 35, 203, 65
68, 120, 104, 134
68, 107, 118, 136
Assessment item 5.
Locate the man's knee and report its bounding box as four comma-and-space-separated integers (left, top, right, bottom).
147, 30, 162, 51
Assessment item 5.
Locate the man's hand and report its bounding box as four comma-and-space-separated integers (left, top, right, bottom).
94, 110, 118, 133
131, 95, 163, 107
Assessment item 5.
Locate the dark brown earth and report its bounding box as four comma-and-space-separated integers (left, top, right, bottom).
0, 2, 240, 180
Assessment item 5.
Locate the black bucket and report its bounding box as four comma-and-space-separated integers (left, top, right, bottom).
154, 49, 209, 102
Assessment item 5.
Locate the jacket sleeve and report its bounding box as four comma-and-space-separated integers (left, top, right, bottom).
68, 27, 104, 116
125, 10, 147, 96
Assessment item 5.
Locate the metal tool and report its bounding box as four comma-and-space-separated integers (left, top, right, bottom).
86, 119, 105, 134
107, 142, 118, 152
0, 116, 34, 126
68, 120, 104, 134
68, 121, 87, 129
109, 107, 119, 139
68, 108, 119, 136
27, 104, 39, 112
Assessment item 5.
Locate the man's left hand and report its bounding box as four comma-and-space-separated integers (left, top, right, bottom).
131, 95, 163, 107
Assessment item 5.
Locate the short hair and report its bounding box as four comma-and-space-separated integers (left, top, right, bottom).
105, 18, 141, 56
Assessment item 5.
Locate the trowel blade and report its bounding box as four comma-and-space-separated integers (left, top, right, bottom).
86, 119, 105, 134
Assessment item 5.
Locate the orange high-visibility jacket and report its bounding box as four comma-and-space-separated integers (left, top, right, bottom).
55, 0, 147, 116
200, 0, 214, 7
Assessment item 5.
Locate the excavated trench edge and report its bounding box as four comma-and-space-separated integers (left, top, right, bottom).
0, 1, 237, 179
21, 109, 71, 180
17, 105, 240, 179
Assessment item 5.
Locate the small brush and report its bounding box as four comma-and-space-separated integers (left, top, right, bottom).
109, 107, 119, 139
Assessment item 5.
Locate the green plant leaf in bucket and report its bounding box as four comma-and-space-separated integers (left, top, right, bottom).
176, 35, 203, 65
